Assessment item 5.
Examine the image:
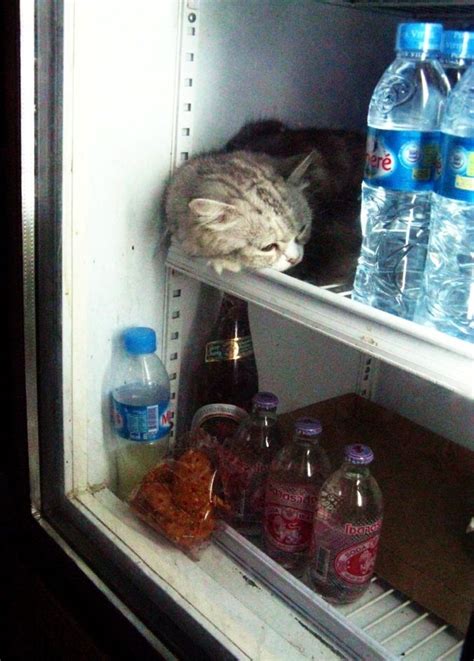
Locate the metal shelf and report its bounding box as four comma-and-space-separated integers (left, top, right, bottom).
166, 243, 474, 399
215, 525, 465, 661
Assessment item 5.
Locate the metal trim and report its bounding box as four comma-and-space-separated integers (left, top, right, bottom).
34, 0, 66, 514
21, 0, 40, 509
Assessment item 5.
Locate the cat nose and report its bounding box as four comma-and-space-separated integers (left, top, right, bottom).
288, 256, 300, 265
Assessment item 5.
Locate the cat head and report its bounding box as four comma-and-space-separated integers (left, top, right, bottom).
176, 151, 313, 274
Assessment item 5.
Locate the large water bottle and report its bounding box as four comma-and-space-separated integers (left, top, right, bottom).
440, 30, 474, 89
352, 23, 449, 319
414, 64, 474, 343
111, 327, 171, 499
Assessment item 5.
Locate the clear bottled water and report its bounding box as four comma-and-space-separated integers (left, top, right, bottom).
111, 327, 171, 499
308, 444, 383, 605
440, 30, 474, 88
352, 23, 449, 319
415, 64, 474, 342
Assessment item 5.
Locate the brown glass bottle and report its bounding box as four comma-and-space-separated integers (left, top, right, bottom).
191, 293, 259, 444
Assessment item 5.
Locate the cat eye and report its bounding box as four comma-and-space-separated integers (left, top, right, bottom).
261, 243, 278, 252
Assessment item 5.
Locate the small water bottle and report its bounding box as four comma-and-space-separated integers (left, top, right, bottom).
263, 417, 330, 576
219, 391, 281, 536
111, 327, 171, 499
414, 64, 474, 343
440, 30, 474, 89
352, 23, 449, 320
308, 444, 383, 605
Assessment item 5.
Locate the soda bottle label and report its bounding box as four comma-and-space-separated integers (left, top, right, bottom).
205, 335, 254, 362
264, 482, 317, 552
112, 399, 171, 441
191, 403, 248, 444
364, 128, 440, 191
311, 517, 382, 585
334, 534, 380, 584
436, 134, 474, 203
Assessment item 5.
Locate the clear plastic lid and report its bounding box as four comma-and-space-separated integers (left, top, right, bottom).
396, 22, 443, 54
123, 327, 157, 354
344, 444, 374, 465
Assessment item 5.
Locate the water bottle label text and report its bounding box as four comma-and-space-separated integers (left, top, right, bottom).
364, 128, 440, 191
436, 134, 474, 202
112, 399, 171, 441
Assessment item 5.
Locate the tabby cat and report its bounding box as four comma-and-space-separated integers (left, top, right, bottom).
164, 120, 365, 285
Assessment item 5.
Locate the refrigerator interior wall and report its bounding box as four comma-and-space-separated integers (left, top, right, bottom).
62, 1, 181, 490
189, 0, 400, 146
374, 362, 474, 450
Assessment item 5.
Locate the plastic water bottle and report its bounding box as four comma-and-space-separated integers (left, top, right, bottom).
352, 23, 449, 320
219, 391, 281, 536
414, 64, 474, 343
263, 417, 330, 576
308, 444, 383, 605
440, 30, 474, 89
111, 327, 171, 499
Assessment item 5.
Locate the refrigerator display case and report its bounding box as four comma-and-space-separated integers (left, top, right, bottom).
20, 0, 473, 658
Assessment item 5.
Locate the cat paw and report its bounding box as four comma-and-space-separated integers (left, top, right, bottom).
210, 258, 242, 274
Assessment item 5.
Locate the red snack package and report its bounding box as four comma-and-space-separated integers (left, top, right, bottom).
129, 447, 223, 558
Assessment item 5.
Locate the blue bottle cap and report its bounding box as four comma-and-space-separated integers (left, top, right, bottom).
442, 30, 474, 61
295, 417, 322, 437
253, 391, 279, 410
396, 23, 443, 54
344, 444, 374, 465
123, 327, 157, 354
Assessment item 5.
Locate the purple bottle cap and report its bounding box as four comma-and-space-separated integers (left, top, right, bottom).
345, 444, 374, 465
253, 391, 279, 410
295, 417, 322, 437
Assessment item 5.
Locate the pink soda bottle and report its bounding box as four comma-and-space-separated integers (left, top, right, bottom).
219, 392, 281, 536
263, 417, 331, 576
308, 444, 383, 604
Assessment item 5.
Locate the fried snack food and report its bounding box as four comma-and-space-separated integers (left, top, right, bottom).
129, 448, 220, 556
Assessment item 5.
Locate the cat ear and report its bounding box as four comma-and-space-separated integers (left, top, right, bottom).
189, 198, 237, 226
287, 151, 315, 188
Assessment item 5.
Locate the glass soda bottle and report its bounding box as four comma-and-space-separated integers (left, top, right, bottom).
219, 392, 281, 537
191, 293, 259, 443
263, 418, 330, 576
111, 327, 171, 500
308, 444, 383, 605
352, 22, 449, 320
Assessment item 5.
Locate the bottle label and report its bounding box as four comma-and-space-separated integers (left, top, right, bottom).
436, 134, 474, 202
112, 399, 171, 442
191, 403, 248, 444
334, 534, 380, 584
264, 482, 317, 552
364, 128, 441, 191
311, 515, 382, 585
205, 335, 254, 362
